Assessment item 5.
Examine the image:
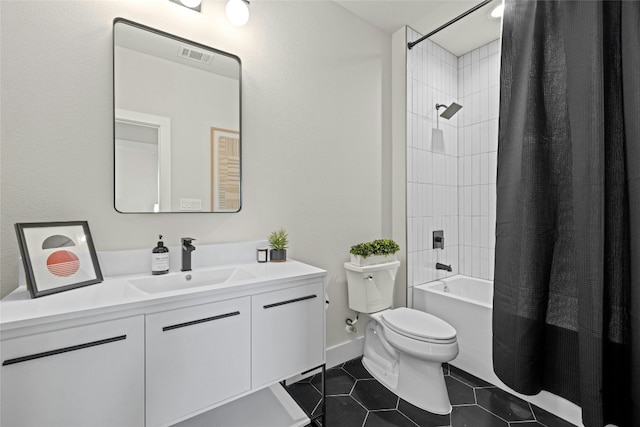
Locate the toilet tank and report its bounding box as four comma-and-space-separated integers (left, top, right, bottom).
344, 261, 401, 313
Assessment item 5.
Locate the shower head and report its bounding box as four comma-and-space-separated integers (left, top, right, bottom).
436, 102, 463, 119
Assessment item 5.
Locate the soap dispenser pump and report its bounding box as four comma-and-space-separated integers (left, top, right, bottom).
151, 234, 170, 275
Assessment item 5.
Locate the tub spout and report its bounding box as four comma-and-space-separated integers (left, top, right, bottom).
436, 262, 452, 272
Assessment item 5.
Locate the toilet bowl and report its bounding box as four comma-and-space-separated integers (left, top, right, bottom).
344, 260, 458, 414
361, 307, 459, 415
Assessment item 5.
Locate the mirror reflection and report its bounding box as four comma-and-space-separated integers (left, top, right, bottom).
114, 19, 241, 213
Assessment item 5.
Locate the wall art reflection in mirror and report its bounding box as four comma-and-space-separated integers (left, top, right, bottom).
113, 18, 241, 213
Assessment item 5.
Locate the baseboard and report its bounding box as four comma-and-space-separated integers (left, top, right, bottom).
326, 336, 364, 368
284, 338, 365, 386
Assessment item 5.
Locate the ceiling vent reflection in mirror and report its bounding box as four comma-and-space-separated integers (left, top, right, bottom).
169, 0, 201, 12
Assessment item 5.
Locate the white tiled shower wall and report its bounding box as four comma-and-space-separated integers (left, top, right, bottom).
406, 28, 500, 300
457, 40, 500, 280
406, 28, 459, 307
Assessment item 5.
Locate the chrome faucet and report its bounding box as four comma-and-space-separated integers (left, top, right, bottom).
436, 262, 452, 272
181, 238, 196, 272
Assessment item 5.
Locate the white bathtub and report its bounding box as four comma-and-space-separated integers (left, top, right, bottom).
413, 275, 493, 380
413, 275, 584, 427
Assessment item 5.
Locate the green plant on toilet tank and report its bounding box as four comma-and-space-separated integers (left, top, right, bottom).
349, 239, 400, 266
268, 228, 288, 262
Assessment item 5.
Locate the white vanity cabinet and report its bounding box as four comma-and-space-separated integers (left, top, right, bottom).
145, 297, 251, 427
0, 316, 144, 427
251, 281, 325, 387
1, 248, 326, 427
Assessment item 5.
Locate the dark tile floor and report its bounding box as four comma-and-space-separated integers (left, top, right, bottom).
285, 357, 577, 427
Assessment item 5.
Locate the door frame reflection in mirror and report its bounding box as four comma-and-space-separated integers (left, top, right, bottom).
115, 109, 172, 213
113, 18, 242, 213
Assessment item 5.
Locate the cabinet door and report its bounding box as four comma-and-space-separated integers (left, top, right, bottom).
145, 297, 251, 427
252, 281, 325, 387
0, 316, 144, 427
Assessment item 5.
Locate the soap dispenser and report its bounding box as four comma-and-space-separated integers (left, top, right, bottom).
151, 235, 170, 275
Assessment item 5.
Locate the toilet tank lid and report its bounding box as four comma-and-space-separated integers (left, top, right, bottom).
381, 307, 456, 341
344, 260, 400, 272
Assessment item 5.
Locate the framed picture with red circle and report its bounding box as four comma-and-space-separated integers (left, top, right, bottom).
15, 221, 103, 298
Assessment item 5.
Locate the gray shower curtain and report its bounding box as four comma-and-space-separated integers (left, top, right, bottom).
493, 1, 639, 426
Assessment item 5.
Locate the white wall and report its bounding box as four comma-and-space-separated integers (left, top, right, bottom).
0, 0, 392, 350
391, 28, 408, 309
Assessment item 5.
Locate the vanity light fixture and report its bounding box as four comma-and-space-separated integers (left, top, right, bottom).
226, 0, 250, 26
488, 3, 504, 19
169, 0, 201, 12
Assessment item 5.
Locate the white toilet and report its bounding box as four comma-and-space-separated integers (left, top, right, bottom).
344, 260, 458, 415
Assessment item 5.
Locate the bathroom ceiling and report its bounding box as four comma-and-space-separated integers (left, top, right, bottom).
334, 0, 502, 56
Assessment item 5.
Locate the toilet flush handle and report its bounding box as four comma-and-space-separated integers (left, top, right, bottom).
365, 275, 373, 280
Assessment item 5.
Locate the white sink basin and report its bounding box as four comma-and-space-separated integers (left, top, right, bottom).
128, 267, 255, 294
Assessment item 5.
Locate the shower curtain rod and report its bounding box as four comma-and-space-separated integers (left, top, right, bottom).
407, 0, 494, 50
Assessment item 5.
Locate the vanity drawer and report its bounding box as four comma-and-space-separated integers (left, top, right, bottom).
251, 281, 325, 387
0, 316, 144, 427
145, 296, 251, 427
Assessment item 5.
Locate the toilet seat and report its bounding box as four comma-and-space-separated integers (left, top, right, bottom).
381, 308, 456, 344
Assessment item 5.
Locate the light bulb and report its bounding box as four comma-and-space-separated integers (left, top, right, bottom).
180, 0, 201, 8
489, 4, 504, 19
226, 0, 249, 26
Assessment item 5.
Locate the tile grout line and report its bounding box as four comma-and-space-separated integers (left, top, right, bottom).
360, 411, 369, 427
348, 378, 357, 396
475, 402, 513, 425
394, 408, 421, 427
474, 387, 538, 425
310, 398, 322, 419
351, 390, 372, 414
341, 366, 358, 381
527, 402, 536, 422
526, 401, 549, 427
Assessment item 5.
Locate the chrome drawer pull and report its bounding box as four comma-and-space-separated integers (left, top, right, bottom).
263, 294, 317, 309
162, 311, 240, 332
2, 335, 127, 366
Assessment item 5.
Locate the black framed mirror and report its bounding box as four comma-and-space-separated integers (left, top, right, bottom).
113, 18, 241, 213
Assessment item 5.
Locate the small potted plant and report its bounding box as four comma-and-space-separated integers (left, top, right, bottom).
349, 239, 400, 266
268, 228, 288, 262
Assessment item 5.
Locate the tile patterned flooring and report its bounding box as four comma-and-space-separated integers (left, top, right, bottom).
286, 357, 577, 427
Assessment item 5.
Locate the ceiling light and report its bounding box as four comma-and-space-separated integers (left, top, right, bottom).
226, 0, 250, 26
489, 4, 504, 19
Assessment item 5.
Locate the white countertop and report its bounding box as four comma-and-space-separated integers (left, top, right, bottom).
1, 241, 326, 333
